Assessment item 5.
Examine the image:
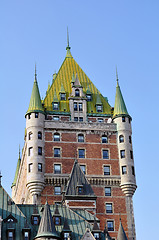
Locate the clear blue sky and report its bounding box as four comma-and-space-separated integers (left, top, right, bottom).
0, 1, 158, 239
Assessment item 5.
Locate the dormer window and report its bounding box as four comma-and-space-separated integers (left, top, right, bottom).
60, 93, 66, 101
31, 215, 40, 225
93, 233, 100, 240
53, 103, 59, 110
64, 232, 71, 240
7, 229, 15, 240
75, 89, 80, 97
54, 216, 61, 225
77, 185, 83, 195
86, 94, 92, 101
22, 229, 31, 240
96, 105, 102, 112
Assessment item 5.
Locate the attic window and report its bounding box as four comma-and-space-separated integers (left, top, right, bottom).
96, 105, 102, 112
64, 232, 71, 240
54, 216, 61, 225
53, 103, 59, 110
77, 186, 83, 195
86, 94, 92, 101
7, 229, 15, 240
75, 89, 80, 97
60, 93, 66, 101
93, 233, 100, 240
31, 215, 40, 225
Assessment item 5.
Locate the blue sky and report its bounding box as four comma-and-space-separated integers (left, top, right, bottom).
0, 1, 158, 239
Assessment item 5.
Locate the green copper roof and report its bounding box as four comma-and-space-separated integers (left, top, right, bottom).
12, 148, 21, 187
113, 80, 129, 118
26, 69, 44, 114
53, 90, 59, 102
96, 93, 102, 105
60, 84, 66, 93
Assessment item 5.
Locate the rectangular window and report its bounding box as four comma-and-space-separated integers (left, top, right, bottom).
53, 103, 59, 110
96, 105, 102, 112
53, 116, 59, 121
132, 166, 135, 175
86, 94, 92, 102
78, 149, 85, 158
80, 165, 86, 174
106, 203, 113, 213
74, 117, 78, 122
24, 231, 29, 240
60, 93, 66, 100
54, 186, 61, 195
79, 103, 83, 111
28, 113, 31, 119
104, 166, 110, 175
35, 113, 39, 118
28, 147, 33, 156
120, 150, 125, 158
93, 233, 100, 240
38, 147, 42, 155
38, 163, 42, 172
107, 221, 114, 231
8, 231, 14, 240
122, 166, 127, 175
54, 148, 60, 157
64, 232, 70, 240
74, 102, 78, 111
32, 216, 39, 225
28, 163, 33, 173
54, 216, 61, 225
79, 117, 83, 122
130, 150, 133, 159
105, 187, 111, 196
129, 136, 132, 144
102, 136, 108, 143
103, 150, 109, 159
54, 164, 61, 174
78, 134, 84, 142
122, 116, 125, 122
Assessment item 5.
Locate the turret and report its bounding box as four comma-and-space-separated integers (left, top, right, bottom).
25, 66, 45, 204
113, 70, 137, 240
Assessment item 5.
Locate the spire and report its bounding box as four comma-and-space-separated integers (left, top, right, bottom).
26, 66, 44, 115
113, 71, 129, 118
117, 219, 128, 240
116, 66, 119, 86
12, 147, 21, 188
35, 201, 60, 239
66, 27, 72, 58
104, 225, 112, 240
0, 171, 2, 187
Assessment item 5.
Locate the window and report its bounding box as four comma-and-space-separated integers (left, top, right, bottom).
54, 164, 61, 174
104, 166, 110, 175
122, 116, 125, 122
129, 136, 132, 144
54, 217, 61, 225
96, 105, 102, 112
78, 149, 85, 158
38, 147, 42, 155
93, 233, 100, 240
122, 166, 127, 175
53, 103, 59, 110
54, 186, 61, 195
28, 163, 33, 172
132, 166, 135, 175
103, 150, 109, 159
28, 113, 31, 119
38, 163, 42, 172
64, 232, 70, 240
32, 216, 39, 225
54, 133, 60, 141
54, 148, 60, 157
119, 135, 124, 143
75, 89, 80, 97
77, 186, 83, 194
38, 131, 42, 140
130, 150, 133, 159
28, 147, 33, 156
107, 221, 114, 231
74, 117, 78, 122
35, 113, 39, 118
120, 150, 125, 158
79, 117, 83, 122
79, 103, 83, 111
74, 102, 78, 111
105, 187, 111, 196
8, 231, 14, 240
78, 134, 84, 142
60, 93, 66, 100
80, 165, 86, 174
98, 118, 103, 122
86, 94, 92, 101
102, 135, 108, 143
24, 231, 29, 240
53, 116, 59, 121
106, 203, 113, 213
28, 132, 33, 140
129, 118, 131, 123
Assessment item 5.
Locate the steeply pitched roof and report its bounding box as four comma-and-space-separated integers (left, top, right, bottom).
35, 201, 60, 239
43, 48, 111, 115
65, 160, 96, 197
117, 220, 128, 240
26, 69, 44, 115
113, 80, 129, 118
12, 148, 21, 187
92, 218, 100, 232
81, 228, 96, 240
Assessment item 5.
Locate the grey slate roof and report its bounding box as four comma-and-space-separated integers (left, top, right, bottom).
117, 220, 128, 240
65, 160, 96, 197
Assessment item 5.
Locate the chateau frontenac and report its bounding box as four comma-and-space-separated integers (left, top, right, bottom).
0, 36, 137, 240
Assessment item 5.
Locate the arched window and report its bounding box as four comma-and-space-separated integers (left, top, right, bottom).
75, 89, 80, 97
28, 132, 33, 140
54, 133, 60, 141
38, 131, 42, 140
78, 134, 84, 142
119, 135, 124, 143
102, 135, 108, 143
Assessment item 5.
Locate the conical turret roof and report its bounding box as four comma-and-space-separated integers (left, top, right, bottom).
12, 148, 21, 188
117, 220, 128, 240
113, 79, 129, 118
26, 69, 44, 115
34, 201, 60, 239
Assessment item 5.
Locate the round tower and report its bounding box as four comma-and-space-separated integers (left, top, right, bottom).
113, 72, 137, 240
25, 67, 45, 204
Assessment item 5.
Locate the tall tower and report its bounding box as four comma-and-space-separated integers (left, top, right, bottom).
25, 67, 45, 204
113, 72, 137, 240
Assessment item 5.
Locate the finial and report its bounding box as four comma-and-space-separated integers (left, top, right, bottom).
116, 66, 119, 84
19, 145, 21, 159
35, 63, 37, 82
0, 171, 2, 186
66, 27, 71, 50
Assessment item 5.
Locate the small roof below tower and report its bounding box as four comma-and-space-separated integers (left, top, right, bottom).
117, 220, 128, 240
